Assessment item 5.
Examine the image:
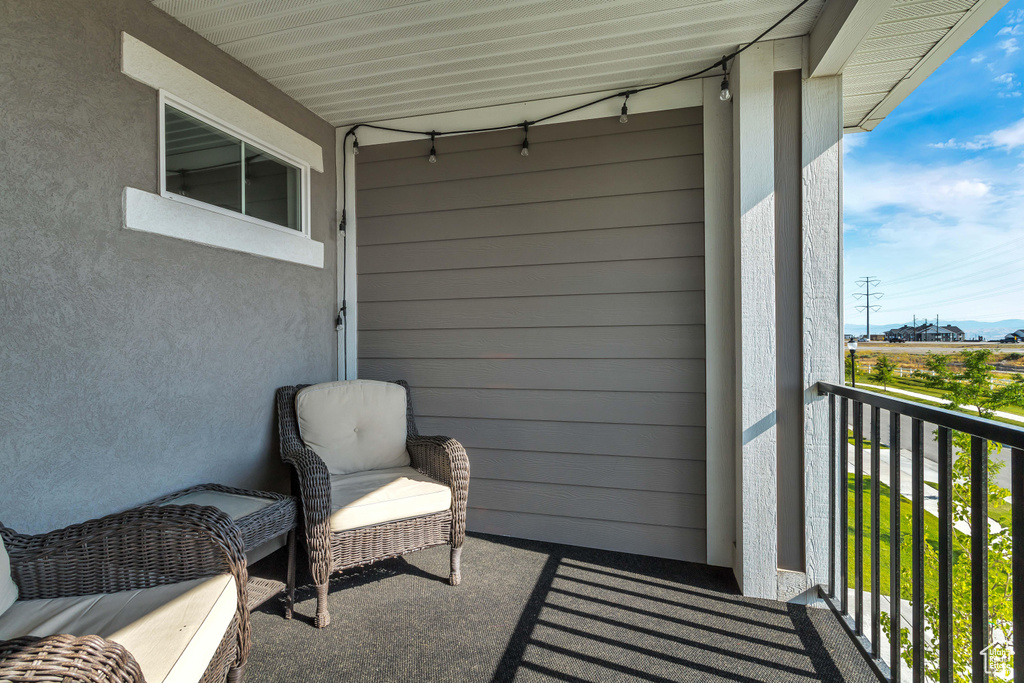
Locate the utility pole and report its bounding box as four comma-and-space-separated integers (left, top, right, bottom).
913, 315, 917, 341
853, 277, 883, 339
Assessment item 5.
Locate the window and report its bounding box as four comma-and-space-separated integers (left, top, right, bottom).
160, 95, 307, 235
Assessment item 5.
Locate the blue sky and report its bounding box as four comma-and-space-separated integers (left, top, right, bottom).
843, 0, 1024, 326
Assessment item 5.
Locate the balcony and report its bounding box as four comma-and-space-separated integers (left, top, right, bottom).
245, 533, 878, 682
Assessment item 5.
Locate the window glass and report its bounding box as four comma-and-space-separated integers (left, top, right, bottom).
245, 147, 301, 231
164, 106, 242, 214
164, 103, 303, 232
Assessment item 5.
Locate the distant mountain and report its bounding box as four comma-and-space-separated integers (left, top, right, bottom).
844, 319, 1024, 341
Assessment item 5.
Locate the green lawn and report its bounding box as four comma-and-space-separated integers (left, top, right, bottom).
854, 374, 1024, 420
846, 473, 949, 602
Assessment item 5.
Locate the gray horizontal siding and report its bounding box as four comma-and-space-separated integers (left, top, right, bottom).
360, 325, 706, 360
357, 108, 706, 562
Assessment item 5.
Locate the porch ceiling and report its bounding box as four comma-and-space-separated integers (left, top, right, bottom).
151, 0, 822, 126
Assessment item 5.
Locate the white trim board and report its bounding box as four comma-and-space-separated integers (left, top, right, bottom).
342, 79, 704, 146
121, 33, 324, 173
703, 78, 736, 570
124, 188, 324, 268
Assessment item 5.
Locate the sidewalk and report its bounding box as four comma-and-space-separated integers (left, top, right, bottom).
857, 383, 1024, 424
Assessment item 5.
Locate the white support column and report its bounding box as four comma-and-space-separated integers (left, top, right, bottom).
732, 42, 779, 598
801, 74, 844, 589
336, 130, 359, 380
704, 77, 736, 570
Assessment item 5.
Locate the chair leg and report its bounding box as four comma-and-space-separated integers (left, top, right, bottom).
227, 665, 245, 683
449, 546, 462, 586
284, 530, 296, 620
314, 582, 331, 628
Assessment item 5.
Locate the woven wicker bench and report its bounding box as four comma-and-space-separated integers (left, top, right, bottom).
148, 484, 299, 617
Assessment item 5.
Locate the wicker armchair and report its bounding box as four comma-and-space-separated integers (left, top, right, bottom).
0, 504, 250, 683
276, 380, 469, 628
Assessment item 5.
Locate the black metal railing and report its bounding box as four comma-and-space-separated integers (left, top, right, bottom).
817, 382, 1024, 682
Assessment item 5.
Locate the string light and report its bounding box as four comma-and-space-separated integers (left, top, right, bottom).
352, 135, 359, 155
719, 58, 732, 102
337, 0, 809, 231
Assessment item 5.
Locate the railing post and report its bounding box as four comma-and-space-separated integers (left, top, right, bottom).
889, 413, 902, 683
855, 400, 865, 635
912, 418, 924, 683
937, 427, 953, 682
971, 435, 988, 682
829, 393, 837, 600
1013, 447, 1023, 683
841, 397, 850, 616
871, 406, 881, 658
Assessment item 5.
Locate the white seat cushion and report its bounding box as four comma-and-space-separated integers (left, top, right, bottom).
329, 466, 451, 532
0, 575, 237, 683
157, 490, 275, 520
156, 490, 283, 563
0, 537, 16, 616
296, 380, 412, 476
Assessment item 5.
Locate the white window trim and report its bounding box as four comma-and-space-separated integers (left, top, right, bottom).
159, 90, 312, 239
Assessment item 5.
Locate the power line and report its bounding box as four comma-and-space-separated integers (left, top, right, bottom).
853, 276, 883, 338
884, 234, 1024, 286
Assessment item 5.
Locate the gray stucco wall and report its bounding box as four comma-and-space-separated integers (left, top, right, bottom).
0, 0, 338, 533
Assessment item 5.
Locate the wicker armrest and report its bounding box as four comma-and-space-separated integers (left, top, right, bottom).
276, 385, 333, 584
2, 504, 250, 668
0, 633, 144, 682
407, 435, 470, 547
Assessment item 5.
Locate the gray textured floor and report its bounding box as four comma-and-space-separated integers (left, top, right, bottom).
247, 533, 877, 682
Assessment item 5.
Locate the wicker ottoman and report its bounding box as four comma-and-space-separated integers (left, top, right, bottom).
148, 484, 299, 617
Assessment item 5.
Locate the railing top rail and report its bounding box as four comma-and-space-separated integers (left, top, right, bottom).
817, 381, 1024, 450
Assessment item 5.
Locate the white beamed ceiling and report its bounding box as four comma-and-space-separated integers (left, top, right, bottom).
152, 0, 823, 126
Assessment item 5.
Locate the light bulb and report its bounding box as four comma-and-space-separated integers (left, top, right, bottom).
520, 145, 529, 157
720, 77, 731, 102
428, 133, 438, 163
619, 103, 629, 124
428, 151, 437, 164
352, 137, 360, 155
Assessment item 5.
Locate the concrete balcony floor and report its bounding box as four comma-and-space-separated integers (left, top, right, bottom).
247, 533, 877, 682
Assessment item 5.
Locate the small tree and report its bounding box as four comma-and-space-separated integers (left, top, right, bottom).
925, 349, 1024, 418
871, 356, 897, 391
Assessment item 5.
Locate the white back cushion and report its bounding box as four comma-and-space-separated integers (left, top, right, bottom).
295, 380, 411, 476
0, 536, 18, 615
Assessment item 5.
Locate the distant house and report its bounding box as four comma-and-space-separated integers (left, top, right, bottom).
884, 325, 916, 342
884, 323, 965, 342
1004, 329, 1024, 343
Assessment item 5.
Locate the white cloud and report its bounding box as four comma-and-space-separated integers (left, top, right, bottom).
971, 52, 987, 64
999, 38, 1020, 55
995, 72, 1017, 86
989, 118, 1024, 148
844, 133, 868, 153
997, 25, 1024, 36
930, 117, 1024, 150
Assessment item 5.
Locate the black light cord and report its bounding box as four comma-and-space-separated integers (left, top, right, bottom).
339, 0, 810, 230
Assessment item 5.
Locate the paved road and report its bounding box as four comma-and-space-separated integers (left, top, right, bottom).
846, 408, 1012, 490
